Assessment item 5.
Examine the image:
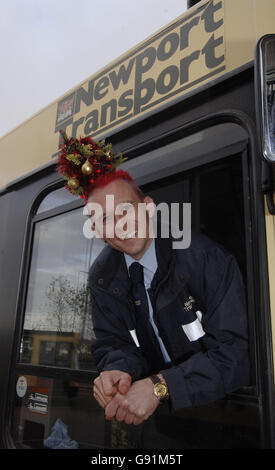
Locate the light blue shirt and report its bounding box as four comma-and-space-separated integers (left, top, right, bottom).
124, 239, 171, 363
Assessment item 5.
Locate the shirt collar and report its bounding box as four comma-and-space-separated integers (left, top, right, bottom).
124, 238, 158, 275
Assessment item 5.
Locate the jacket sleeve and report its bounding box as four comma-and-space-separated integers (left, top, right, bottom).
90, 293, 150, 381
161, 247, 250, 411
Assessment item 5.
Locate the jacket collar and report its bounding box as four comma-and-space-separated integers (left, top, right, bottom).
91, 232, 175, 296
124, 238, 158, 276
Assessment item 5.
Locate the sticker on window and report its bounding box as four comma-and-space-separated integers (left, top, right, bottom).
16, 376, 27, 398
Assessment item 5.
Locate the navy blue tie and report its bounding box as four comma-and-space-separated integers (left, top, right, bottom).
129, 262, 165, 373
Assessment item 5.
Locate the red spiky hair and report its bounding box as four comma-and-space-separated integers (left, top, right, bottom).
56, 130, 127, 201
87, 169, 143, 201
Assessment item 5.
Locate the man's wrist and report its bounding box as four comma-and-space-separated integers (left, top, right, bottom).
149, 373, 169, 402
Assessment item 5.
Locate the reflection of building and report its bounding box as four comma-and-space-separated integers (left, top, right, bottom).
16, 376, 53, 448
21, 330, 80, 369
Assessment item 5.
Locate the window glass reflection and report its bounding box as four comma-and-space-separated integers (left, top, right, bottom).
12, 372, 260, 449
13, 374, 109, 449
36, 187, 77, 214
20, 207, 104, 370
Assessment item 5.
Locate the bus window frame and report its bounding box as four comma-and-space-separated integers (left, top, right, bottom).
6, 111, 274, 448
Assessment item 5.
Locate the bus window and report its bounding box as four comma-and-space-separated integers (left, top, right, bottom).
12, 123, 259, 449
13, 373, 108, 449
19, 204, 105, 371
36, 187, 76, 214
138, 124, 249, 281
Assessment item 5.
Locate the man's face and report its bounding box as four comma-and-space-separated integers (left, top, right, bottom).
88, 179, 154, 260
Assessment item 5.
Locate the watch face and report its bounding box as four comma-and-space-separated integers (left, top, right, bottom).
154, 383, 168, 398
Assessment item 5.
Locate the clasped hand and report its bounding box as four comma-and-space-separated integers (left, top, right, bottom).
93, 370, 160, 426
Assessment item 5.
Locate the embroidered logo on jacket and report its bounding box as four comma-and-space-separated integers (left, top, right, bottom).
183, 296, 196, 311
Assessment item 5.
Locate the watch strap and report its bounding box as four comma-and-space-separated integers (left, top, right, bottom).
149, 374, 169, 401
149, 374, 162, 386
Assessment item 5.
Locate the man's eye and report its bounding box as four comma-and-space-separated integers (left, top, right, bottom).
102, 214, 112, 224
121, 203, 134, 213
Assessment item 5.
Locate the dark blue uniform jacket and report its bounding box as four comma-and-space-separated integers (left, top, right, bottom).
89, 233, 250, 411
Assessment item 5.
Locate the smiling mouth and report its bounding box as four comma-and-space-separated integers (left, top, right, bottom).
118, 230, 137, 240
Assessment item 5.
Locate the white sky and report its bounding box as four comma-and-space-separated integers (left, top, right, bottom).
0, 0, 187, 139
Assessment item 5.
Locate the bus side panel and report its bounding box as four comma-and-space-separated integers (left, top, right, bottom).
0, 175, 57, 447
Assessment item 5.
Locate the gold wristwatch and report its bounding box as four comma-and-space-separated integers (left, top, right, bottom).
149, 374, 169, 402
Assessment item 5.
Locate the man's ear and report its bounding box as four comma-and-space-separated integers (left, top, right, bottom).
94, 230, 106, 243
143, 195, 155, 218
90, 221, 104, 242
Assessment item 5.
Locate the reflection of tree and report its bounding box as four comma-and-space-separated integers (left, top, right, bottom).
45, 275, 94, 340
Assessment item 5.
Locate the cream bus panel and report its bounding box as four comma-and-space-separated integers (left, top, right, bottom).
0, 0, 274, 190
